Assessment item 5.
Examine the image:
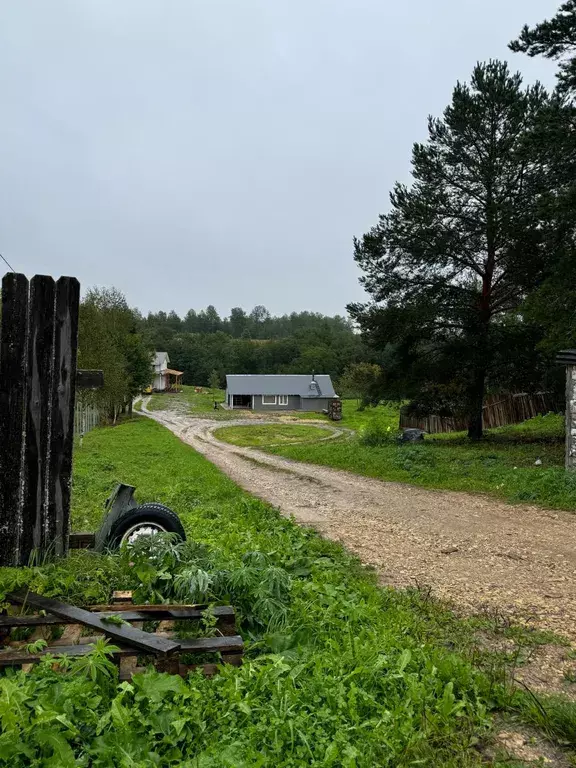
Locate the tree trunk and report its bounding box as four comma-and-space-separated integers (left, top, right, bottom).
467, 368, 485, 440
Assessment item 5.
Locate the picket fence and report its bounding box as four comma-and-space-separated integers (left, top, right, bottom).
73, 400, 101, 437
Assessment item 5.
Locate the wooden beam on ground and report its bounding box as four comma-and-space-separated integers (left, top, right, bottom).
7, 590, 181, 656
0, 605, 235, 635
0, 605, 236, 628
68, 532, 96, 549
0, 635, 243, 667
0, 635, 244, 667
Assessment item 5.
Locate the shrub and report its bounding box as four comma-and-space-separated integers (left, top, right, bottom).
360, 418, 397, 446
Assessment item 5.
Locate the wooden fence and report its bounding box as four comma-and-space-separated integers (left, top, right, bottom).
74, 400, 101, 437
399, 391, 561, 434
0, 274, 80, 565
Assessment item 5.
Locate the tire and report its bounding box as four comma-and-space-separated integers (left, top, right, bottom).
103, 503, 186, 549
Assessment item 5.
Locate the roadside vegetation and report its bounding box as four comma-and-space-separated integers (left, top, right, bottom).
1, 416, 574, 765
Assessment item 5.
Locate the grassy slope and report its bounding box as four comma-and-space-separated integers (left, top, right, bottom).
2, 417, 572, 765
148, 386, 237, 420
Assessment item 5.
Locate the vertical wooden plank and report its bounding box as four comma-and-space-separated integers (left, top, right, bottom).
0, 274, 29, 567
20, 276, 56, 565
47, 277, 80, 556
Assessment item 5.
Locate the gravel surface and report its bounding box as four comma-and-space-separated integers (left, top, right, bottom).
143, 400, 576, 642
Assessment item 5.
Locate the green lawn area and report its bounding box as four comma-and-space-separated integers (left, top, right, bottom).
1, 416, 573, 765
214, 423, 333, 447
288, 399, 400, 429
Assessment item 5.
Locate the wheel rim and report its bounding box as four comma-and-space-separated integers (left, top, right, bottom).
120, 522, 167, 546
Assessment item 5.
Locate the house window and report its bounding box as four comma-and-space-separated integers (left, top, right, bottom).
278, 395, 288, 406
262, 395, 277, 405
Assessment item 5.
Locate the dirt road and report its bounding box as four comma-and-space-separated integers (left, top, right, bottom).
143, 400, 576, 642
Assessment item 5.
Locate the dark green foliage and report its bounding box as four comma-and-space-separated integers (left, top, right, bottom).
510, 2, 576, 95
140, 306, 370, 386
337, 362, 383, 405
78, 287, 152, 419
349, 61, 554, 439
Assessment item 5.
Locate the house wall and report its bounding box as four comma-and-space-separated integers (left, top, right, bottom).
300, 397, 332, 412
153, 373, 167, 391
251, 394, 301, 411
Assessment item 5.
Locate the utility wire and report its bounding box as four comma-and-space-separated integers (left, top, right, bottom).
0, 252, 15, 272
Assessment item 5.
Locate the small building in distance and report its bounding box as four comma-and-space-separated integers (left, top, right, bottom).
152, 352, 183, 393
225, 374, 337, 412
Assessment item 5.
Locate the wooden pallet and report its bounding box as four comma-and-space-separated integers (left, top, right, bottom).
0, 590, 243, 679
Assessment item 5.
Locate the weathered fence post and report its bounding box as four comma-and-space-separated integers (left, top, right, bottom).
0, 274, 30, 566
47, 277, 80, 557
0, 274, 81, 566
557, 350, 576, 471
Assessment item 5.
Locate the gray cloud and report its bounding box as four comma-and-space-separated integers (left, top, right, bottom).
0, 0, 558, 316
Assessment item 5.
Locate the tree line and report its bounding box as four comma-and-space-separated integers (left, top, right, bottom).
78, 297, 375, 417
349, 4, 576, 438
140, 308, 369, 386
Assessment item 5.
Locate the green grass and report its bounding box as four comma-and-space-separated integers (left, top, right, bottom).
288, 399, 400, 428
258, 411, 574, 512
2, 416, 574, 765
148, 385, 238, 420
214, 423, 334, 447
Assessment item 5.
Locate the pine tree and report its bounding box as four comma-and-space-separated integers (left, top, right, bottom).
510, 2, 576, 95
349, 61, 551, 439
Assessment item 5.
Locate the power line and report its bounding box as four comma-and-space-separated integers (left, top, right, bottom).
0, 252, 15, 272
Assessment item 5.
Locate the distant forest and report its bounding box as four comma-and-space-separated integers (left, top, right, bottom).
140, 305, 372, 386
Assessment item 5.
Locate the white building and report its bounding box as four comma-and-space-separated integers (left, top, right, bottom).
152, 352, 183, 392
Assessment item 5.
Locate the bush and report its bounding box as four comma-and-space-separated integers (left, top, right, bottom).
360, 417, 397, 446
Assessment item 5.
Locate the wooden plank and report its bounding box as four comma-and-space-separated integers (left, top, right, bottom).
76, 370, 104, 390
0, 274, 29, 567
68, 532, 96, 549
7, 590, 181, 656
20, 276, 56, 564
112, 591, 133, 603
0, 634, 243, 666
0, 605, 235, 628
47, 277, 80, 557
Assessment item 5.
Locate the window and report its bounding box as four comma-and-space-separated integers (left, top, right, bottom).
278, 395, 288, 406
262, 395, 277, 405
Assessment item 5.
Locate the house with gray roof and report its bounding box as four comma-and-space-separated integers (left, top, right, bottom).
225, 374, 338, 412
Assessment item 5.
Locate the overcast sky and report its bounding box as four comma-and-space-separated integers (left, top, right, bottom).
0, 1, 559, 318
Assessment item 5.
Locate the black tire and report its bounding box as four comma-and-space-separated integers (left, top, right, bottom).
103, 503, 186, 550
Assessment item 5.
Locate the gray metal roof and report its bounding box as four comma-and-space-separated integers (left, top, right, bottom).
226, 374, 337, 398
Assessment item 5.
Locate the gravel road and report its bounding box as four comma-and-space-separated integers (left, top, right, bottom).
143, 400, 576, 641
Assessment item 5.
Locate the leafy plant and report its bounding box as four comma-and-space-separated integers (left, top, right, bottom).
24, 639, 47, 655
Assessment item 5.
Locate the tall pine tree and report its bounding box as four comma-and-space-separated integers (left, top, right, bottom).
349, 61, 551, 438
510, 2, 576, 96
